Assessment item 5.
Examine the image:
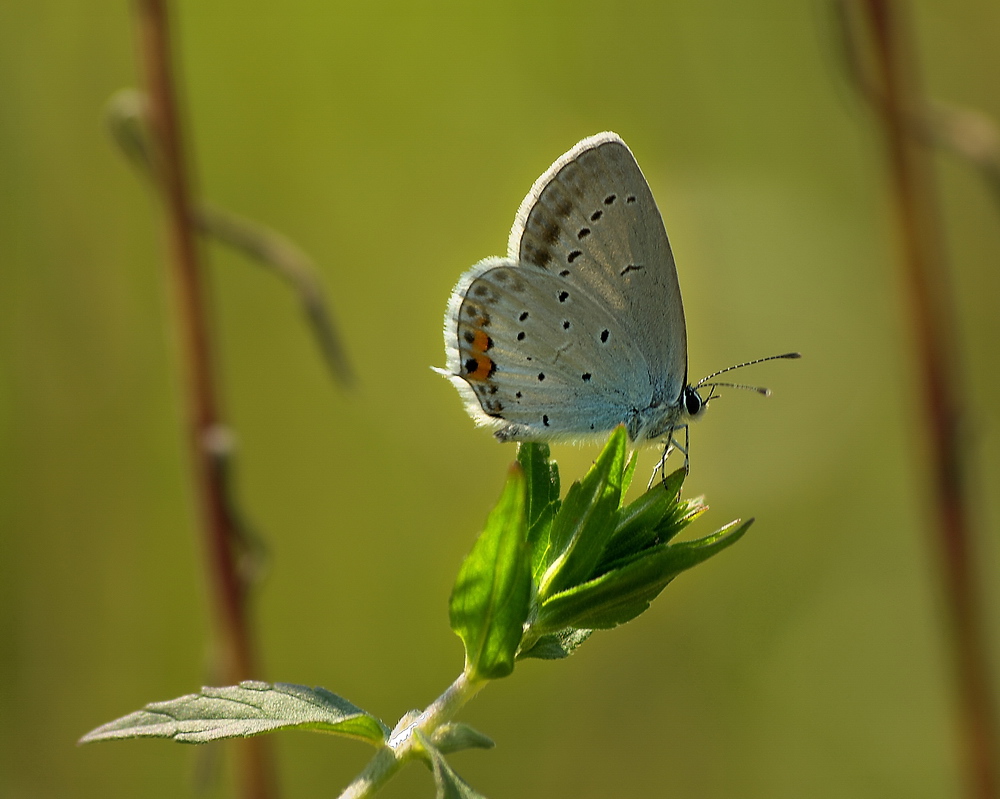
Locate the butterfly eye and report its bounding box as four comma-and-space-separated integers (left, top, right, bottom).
684, 387, 704, 418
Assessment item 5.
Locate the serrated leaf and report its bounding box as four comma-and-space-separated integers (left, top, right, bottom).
79, 681, 389, 745
516, 628, 593, 661
536, 519, 753, 631
536, 427, 627, 598
416, 730, 491, 799
450, 465, 532, 681
431, 722, 495, 754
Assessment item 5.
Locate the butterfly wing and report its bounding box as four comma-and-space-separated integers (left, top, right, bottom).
442, 256, 653, 441
509, 132, 688, 410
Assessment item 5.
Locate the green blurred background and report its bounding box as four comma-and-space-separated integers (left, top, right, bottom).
3, 2, 999, 797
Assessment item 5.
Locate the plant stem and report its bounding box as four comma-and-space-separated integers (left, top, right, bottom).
338, 671, 486, 799
133, 2, 276, 797
851, 2, 999, 796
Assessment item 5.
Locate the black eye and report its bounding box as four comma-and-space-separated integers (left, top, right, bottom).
685, 387, 703, 416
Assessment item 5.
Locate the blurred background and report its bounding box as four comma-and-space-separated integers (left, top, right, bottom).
2, 2, 999, 797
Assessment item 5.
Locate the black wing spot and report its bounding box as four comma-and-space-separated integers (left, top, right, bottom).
463, 330, 475, 344
559, 269, 571, 277
600, 329, 610, 343
582, 372, 592, 382
558, 291, 569, 302
515, 391, 523, 399
525, 243, 553, 268
537, 372, 546, 381
517, 331, 525, 341
590, 210, 603, 221
518, 311, 529, 322
577, 227, 591, 239
542, 414, 550, 427
626, 195, 636, 203
567, 250, 581, 263
464, 358, 477, 373
620, 264, 643, 276
604, 194, 616, 205
562, 320, 570, 330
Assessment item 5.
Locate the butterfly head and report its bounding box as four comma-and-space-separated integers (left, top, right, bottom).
683, 384, 707, 420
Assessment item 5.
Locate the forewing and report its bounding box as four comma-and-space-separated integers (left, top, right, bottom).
508, 132, 688, 406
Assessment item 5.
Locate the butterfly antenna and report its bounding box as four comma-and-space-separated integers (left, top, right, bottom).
695, 352, 800, 387
701, 381, 771, 398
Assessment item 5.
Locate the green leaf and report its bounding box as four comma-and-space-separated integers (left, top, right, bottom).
599, 488, 705, 574
416, 730, 490, 799
79, 681, 389, 745
619, 448, 639, 504
431, 722, 495, 754
516, 628, 593, 661
449, 464, 532, 680
517, 442, 560, 578
536, 519, 753, 631
517, 442, 560, 540
536, 427, 627, 599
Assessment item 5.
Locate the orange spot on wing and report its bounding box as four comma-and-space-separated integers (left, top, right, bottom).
472, 329, 490, 353
467, 355, 494, 381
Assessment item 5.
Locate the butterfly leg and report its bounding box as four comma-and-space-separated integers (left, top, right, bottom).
646, 426, 677, 489
670, 426, 691, 475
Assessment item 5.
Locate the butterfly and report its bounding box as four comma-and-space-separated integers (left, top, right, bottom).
438, 132, 797, 470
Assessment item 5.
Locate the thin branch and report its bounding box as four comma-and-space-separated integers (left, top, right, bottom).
838, 2, 999, 796
106, 88, 354, 386
132, 2, 277, 798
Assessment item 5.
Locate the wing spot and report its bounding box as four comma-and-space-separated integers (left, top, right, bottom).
463, 355, 496, 380
542, 222, 560, 244
567, 250, 582, 263
558, 291, 569, 303
604, 194, 616, 205
517, 331, 525, 341
525, 243, 553, 268
582, 372, 592, 382
537, 372, 546, 381
600, 329, 610, 344
620, 264, 643, 276
590, 210, 603, 221
515, 391, 523, 399
577, 227, 591, 239
519, 311, 529, 322
626, 195, 636, 204
542, 414, 550, 427
559, 269, 571, 277
562, 320, 570, 330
